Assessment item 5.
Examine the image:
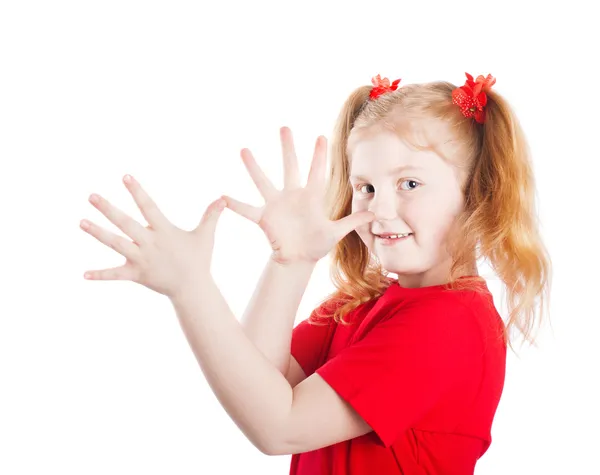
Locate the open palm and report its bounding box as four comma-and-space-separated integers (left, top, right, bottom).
222, 127, 375, 266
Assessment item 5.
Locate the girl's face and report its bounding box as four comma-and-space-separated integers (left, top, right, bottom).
349, 126, 471, 288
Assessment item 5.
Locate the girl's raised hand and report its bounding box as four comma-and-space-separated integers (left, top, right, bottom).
80, 175, 227, 299
222, 127, 375, 266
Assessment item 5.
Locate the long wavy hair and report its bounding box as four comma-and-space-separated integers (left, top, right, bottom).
309, 78, 553, 355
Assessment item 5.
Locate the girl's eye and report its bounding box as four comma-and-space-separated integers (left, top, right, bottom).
354, 180, 421, 194
400, 179, 421, 191
356, 184, 375, 194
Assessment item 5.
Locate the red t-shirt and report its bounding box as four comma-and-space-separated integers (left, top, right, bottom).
289, 276, 507, 475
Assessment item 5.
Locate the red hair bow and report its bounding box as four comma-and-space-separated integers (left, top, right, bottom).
369, 74, 401, 100
451, 73, 496, 124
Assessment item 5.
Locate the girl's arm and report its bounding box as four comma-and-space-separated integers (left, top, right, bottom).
239, 257, 316, 377
169, 276, 303, 455
170, 274, 376, 456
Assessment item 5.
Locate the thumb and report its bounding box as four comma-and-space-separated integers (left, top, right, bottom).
332, 211, 375, 241
197, 197, 226, 233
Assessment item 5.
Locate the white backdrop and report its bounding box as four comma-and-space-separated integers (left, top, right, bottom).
1, 1, 598, 473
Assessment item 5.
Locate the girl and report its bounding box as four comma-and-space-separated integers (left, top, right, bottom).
225, 73, 552, 473
80, 72, 552, 474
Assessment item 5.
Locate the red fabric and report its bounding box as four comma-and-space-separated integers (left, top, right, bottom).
289, 276, 507, 475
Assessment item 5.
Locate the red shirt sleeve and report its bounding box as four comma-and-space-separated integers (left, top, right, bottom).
315, 296, 484, 448
290, 304, 336, 378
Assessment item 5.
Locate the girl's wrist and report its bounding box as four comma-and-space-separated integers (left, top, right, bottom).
270, 253, 318, 271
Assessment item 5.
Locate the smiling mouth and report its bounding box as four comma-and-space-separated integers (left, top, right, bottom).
374, 233, 413, 239
375, 233, 413, 242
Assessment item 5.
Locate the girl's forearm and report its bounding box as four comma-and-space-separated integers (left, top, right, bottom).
240, 258, 316, 375
169, 277, 293, 455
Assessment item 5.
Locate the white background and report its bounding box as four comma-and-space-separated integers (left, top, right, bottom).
1, 1, 598, 473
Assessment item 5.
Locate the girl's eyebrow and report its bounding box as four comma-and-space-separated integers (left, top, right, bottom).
350, 164, 426, 180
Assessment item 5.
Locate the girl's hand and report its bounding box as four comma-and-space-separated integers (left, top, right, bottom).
222, 127, 375, 266
80, 175, 226, 299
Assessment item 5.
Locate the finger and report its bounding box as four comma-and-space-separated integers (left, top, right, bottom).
221, 194, 262, 224
123, 175, 171, 231
306, 135, 327, 194
83, 264, 137, 281
202, 198, 225, 222
280, 126, 301, 189
199, 197, 226, 228
240, 148, 278, 201
80, 219, 142, 262
332, 211, 376, 242
88, 193, 149, 246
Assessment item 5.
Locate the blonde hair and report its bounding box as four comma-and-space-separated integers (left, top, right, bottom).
310, 79, 553, 355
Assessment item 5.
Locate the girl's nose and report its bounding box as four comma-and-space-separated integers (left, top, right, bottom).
369, 194, 399, 221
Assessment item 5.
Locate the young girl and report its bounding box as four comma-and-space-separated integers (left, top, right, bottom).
224, 73, 552, 473
81, 72, 552, 474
